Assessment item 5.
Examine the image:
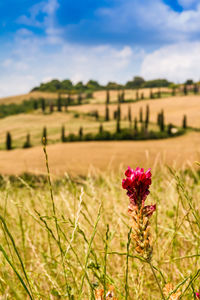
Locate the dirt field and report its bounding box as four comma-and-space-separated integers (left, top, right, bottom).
69, 94, 200, 127
0, 131, 199, 176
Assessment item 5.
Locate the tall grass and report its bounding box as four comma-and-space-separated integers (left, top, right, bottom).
0, 159, 199, 298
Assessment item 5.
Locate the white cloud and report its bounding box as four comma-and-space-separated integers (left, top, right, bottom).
141, 42, 200, 82
97, 0, 200, 42
0, 31, 144, 96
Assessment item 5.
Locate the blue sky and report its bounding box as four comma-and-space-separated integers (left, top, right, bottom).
1, 0, 200, 96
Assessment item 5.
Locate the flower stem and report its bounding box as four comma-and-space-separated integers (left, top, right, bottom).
148, 261, 165, 300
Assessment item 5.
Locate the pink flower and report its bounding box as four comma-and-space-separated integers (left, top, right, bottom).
196, 292, 200, 299
122, 166, 152, 205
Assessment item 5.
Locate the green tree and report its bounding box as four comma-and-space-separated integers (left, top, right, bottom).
106, 90, 110, 104
23, 133, 31, 148
182, 115, 187, 129
99, 123, 103, 134
167, 123, 173, 135
193, 84, 199, 94
160, 110, 165, 132
41, 98, 46, 113
6, 132, 12, 150
79, 127, 83, 139
57, 94, 62, 111
157, 88, 161, 98
172, 87, 176, 96
125, 76, 145, 89
121, 90, 125, 102
117, 103, 121, 121
183, 84, 188, 96
61, 125, 65, 142
105, 104, 110, 121
134, 117, 138, 132
136, 90, 139, 100
78, 93, 82, 105
150, 89, 154, 99
139, 107, 143, 123
118, 92, 121, 103
116, 103, 121, 133
128, 106, 132, 126
140, 92, 144, 100
33, 100, 38, 110
49, 103, 54, 113
145, 105, 150, 129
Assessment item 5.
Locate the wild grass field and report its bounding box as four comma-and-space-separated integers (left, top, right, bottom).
0, 159, 200, 299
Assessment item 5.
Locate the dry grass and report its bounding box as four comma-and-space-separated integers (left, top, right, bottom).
0, 91, 59, 105
69, 95, 200, 127
0, 163, 199, 299
0, 131, 199, 176
92, 88, 170, 104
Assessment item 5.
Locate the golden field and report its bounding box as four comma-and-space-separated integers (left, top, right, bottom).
69, 95, 200, 128
0, 90, 199, 175
0, 131, 199, 176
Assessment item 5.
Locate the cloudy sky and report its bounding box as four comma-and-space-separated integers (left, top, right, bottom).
1, 0, 200, 96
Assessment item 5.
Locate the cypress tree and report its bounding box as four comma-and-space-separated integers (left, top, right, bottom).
150, 89, 154, 99
121, 90, 125, 102
172, 87, 176, 96
42, 127, 47, 145
113, 110, 117, 120
183, 84, 187, 95
6, 132, 12, 150
79, 126, 83, 139
33, 100, 38, 110
50, 103, 54, 113
105, 104, 110, 121
136, 90, 139, 100
145, 105, 150, 129
182, 115, 187, 129
160, 110, 165, 132
116, 116, 120, 133
157, 112, 161, 126
95, 110, 99, 121
128, 106, 132, 126
23, 133, 31, 148
118, 92, 121, 103
41, 98, 46, 113
168, 123, 173, 135
57, 94, 62, 112
140, 92, 144, 100
139, 107, 143, 123
61, 125, 65, 142
106, 90, 110, 104
99, 123, 103, 134
157, 89, 161, 98
116, 103, 121, 133
193, 83, 198, 94
117, 103, 121, 121
64, 98, 68, 112
134, 117, 138, 132
67, 94, 71, 105
78, 93, 82, 105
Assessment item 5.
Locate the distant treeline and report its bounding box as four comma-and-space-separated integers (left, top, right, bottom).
32, 76, 176, 93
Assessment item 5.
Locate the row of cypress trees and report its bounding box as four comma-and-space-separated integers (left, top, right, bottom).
105, 83, 199, 104
4, 112, 187, 150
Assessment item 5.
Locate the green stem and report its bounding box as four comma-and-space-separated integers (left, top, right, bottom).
148, 261, 165, 300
